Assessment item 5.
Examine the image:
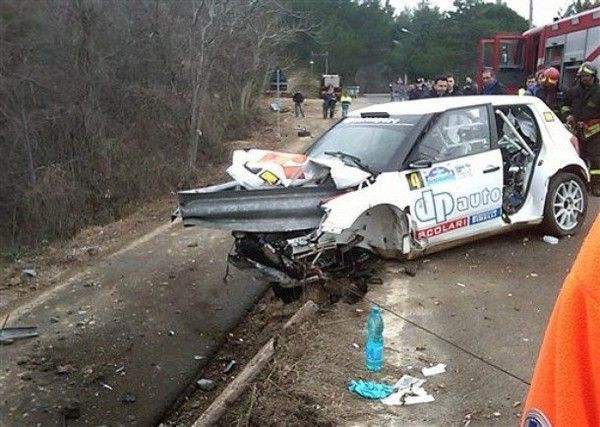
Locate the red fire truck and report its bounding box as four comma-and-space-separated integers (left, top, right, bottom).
477, 7, 600, 93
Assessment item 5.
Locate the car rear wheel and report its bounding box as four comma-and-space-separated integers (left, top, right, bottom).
542, 172, 587, 236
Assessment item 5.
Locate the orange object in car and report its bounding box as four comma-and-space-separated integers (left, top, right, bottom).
522, 214, 600, 426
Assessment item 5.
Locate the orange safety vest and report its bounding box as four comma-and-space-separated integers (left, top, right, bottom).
522, 213, 600, 426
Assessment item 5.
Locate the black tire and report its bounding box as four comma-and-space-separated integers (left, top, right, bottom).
542, 172, 588, 236
271, 283, 303, 304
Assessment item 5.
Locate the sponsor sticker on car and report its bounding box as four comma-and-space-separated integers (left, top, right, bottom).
414, 188, 502, 224
454, 163, 472, 179
406, 172, 424, 190
425, 167, 455, 185
469, 208, 501, 225
415, 217, 468, 239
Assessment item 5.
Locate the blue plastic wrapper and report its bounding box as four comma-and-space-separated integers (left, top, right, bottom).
347, 379, 394, 399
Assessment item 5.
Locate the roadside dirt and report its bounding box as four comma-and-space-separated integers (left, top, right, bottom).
0, 96, 333, 316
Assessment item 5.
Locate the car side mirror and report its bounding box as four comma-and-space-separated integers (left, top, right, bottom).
408, 159, 432, 169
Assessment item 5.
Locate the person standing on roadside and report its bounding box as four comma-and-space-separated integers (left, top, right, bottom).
322, 84, 336, 119
528, 69, 545, 96
462, 76, 478, 95
394, 77, 407, 101
446, 74, 461, 96
425, 76, 448, 98
480, 68, 506, 95
292, 90, 305, 118
340, 91, 352, 118
408, 77, 428, 100
561, 62, 600, 196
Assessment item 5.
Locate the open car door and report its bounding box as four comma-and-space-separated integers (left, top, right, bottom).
402, 104, 504, 248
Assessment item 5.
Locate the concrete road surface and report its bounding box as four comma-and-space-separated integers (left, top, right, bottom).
0, 93, 596, 425
0, 222, 270, 425
364, 201, 599, 424
0, 96, 378, 426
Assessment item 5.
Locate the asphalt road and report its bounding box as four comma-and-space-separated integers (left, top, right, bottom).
367, 200, 599, 424
0, 222, 270, 425
0, 93, 596, 426
0, 95, 377, 426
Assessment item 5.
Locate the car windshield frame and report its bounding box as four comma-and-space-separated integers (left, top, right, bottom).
305, 114, 431, 173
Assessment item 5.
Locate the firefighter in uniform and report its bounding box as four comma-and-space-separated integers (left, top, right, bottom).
561, 62, 600, 196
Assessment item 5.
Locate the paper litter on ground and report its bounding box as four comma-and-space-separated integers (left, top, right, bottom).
422, 363, 446, 376
380, 374, 434, 406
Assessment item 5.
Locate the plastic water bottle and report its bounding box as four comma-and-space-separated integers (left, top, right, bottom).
364, 305, 384, 371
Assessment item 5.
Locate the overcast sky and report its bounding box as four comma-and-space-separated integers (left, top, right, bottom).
388, 0, 575, 26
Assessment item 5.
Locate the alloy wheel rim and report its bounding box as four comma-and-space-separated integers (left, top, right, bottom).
552, 180, 584, 231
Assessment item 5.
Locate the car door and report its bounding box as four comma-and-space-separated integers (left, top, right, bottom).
402, 104, 504, 247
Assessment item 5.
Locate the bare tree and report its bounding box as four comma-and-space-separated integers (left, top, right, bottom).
0, 0, 310, 248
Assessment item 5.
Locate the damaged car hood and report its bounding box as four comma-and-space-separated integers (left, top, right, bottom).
226, 149, 371, 190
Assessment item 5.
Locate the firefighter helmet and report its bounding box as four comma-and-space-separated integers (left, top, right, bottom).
543, 67, 560, 85
544, 67, 560, 80
577, 62, 597, 77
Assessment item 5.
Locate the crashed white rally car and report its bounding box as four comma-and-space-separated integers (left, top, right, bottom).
176, 95, 589, 294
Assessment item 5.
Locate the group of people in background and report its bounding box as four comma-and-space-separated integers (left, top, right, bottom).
526, 62, 599, 195
392, 63, 599, 195
292, 65, 598, 195
292, 84, 354, 120
389, 69, 503, 101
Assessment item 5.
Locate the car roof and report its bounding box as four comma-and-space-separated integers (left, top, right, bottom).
350, 95, 548, 117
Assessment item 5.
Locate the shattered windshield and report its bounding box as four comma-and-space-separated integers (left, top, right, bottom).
306, 115, 423, 172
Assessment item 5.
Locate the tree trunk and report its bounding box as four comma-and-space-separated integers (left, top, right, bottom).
21, 110, 36, 186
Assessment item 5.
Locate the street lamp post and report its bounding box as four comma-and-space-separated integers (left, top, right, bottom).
309, 59, 314, 75
311, 51, 330, 75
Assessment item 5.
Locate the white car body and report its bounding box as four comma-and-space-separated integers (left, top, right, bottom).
317, 95, 588, 257
177, 95, 589, 290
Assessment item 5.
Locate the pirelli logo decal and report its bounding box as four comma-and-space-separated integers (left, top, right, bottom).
406, 172, 424, 190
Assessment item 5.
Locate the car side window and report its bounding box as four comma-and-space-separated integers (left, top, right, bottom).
495, 105, 541, 154
411, 106, 491, 162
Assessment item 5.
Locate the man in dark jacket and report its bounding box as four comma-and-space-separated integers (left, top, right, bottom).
292, 90, 305, 118
561, 62, 600, 196
408, 77, 428, 100
425, 76, 449, 98
446, 74, 461, 96
462, 76, 478, 95
480, 68, 505, 95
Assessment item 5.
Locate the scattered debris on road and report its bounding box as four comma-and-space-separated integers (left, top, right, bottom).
196, 379, 216, 392
381, 374, 434, 406
97, 376, 114, 391
347, 379, 394, 399
422, 363, 447, 377
21, 268, 37, 278
543, 235, 559, 245
222, 359, 237, 374
0, 326, 39, 345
